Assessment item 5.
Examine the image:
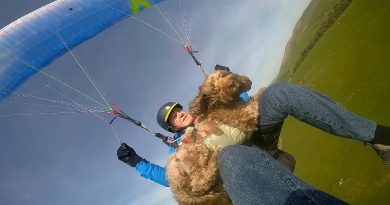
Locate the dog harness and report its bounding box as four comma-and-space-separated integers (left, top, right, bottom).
183, 123, 252, 150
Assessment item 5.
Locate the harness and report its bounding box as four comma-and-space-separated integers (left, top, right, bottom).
182, 124, 252, 151
182, 126, 198, 144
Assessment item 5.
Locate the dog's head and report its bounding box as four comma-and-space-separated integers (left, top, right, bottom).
190, 70, 252, 117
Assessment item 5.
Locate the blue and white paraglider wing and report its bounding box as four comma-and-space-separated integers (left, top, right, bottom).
0, 0, 165, 102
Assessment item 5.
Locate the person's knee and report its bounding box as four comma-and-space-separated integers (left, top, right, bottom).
266, 82, 294, 95
260, 83, 292, 122
262, 83, 287, 103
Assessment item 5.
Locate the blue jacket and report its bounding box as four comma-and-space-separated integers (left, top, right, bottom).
134, 92, 250, 187
134, 131, 183, 187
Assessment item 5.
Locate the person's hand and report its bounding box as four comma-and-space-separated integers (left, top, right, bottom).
214, 64, 230, 72
117, 143, 143, 167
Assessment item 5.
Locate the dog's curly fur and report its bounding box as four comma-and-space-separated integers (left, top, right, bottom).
166, 143, 232, 205
166, 71, 266, 205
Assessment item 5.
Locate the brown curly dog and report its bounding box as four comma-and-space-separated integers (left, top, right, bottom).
166, 71, 290, 205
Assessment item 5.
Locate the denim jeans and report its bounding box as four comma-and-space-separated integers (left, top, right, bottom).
218, 145, 347, 205
259, 83, 377, 142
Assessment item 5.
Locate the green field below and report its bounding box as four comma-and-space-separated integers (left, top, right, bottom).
276, 0, 390, 204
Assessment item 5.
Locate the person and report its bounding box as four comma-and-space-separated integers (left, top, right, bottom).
117, 100, 295, 187
116, 66, 296, 187
116, 102, 190, 187
164, 74, 390, 204
118, 70, 390, 203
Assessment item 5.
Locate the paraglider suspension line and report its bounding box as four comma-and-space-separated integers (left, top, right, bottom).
182, 45, 207, 76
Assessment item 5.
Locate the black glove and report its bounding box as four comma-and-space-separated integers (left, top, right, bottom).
214, 64, 230, 72
117, 143, 143, 167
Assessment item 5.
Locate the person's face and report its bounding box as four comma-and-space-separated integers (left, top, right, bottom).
168, 107, 194, 131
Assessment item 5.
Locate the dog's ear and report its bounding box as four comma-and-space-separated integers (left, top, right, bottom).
190, 92, 210, 117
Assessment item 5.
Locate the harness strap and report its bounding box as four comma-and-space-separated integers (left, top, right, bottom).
183, 126, 198, 144
189, 127, 198, 143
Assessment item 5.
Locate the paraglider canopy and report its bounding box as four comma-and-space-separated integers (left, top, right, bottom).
0, 0, 166, 102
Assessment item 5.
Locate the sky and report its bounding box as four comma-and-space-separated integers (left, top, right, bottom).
0, 0, 310, 204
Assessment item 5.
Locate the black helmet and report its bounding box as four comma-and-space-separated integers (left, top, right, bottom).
157, 102, 183, 132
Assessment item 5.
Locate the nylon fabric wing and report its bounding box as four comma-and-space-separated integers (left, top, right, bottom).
0, 0, 165, 102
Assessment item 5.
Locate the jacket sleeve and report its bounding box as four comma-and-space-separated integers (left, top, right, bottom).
134, 133, 181, 187
135, 159, 169, 187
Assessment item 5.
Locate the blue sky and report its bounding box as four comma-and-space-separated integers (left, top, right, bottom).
0, 0, 310, 204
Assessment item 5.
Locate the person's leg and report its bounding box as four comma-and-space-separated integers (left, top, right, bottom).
259, 82, 377, 142
250, 122, 296, 172
218, 145, 347, 205
259, 82, 390, 164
